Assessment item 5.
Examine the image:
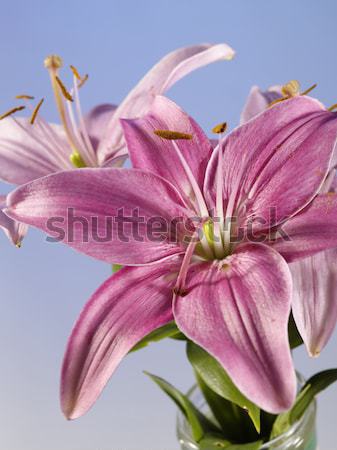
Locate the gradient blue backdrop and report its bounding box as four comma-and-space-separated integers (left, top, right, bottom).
0, 1, 336, 449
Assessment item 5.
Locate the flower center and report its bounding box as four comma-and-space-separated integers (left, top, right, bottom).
154, 126, 233, 296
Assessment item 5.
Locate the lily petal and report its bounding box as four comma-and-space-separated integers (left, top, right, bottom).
97, 43, 234, 164
174, 243, 296, 413
272, 194, 337, 261
240, 85, 282, 124
84, 104, 117, 152
290, 248, 337, 356
0, 117, 72, 184
205, 97, 337, 230
61, 260, 180, 419
0, 195, 27, 246
121, 96, 212, 210
6, 168, 189, 264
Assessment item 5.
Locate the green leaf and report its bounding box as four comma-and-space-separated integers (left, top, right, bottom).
145, 372, 219, 442
112, 264, 122, 273
130, 322, 184, 353
271, 369, 337, 438
196, 374, 259, 443
288, 312, 303, 349
187, 342, 260, 432
199, 435, 262, 450
199, 434, 231, 449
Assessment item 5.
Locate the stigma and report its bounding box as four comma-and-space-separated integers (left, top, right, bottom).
269, 80, 317, 107
44, 55, 63, 70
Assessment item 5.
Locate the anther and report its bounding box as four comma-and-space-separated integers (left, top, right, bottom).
15, 94, 35, 100
0, 106, 25, 120
70, 65, 81, 80
30, 98, 44, 125
212, 122, 227, 134
173, 287, 189, 297
154, 130, 193, 140
55, 76, 73, 102
44, 55, 63, 70
78, 74, 89, 88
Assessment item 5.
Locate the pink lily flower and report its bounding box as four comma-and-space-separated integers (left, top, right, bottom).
241, 83, 337, 356
5, 95, 337, 418
0, 43, 234, 245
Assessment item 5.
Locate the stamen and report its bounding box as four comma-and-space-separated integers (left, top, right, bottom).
173, 230, 200, 297
154, 129, 193, 140
214, 139, 226, 258
169, 139, 213, 258
30, 98, 44, 125
70, 151, 86, 168
78, 74, 89, 88
328, 103, 337, 112
44, 55, 63, 70
15, 94, 34, 100
300, 83, 317, 96
0, 105, 25, 120
212, 122, 227, 134
70, 65, 81, 80
55, 76, 73, 102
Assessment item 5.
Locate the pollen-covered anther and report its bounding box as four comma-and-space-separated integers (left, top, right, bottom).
222, 262, 230, 271
78, 74, 89, 88
173, 286, 189, 297
55, 76, 73, 102
0, 105, 25, 120
212, 122, 227, 134
30, 98, 44, 125
15, 94, 35, 100
154, 129, 193, 140
70, 65, 81, 80
44, 54, 63, 70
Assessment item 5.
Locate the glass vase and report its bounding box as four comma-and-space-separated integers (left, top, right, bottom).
177, 384, 317, 450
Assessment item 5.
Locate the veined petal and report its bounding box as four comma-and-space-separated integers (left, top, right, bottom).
0, 195, 27, 246
121, 96, 213, 210
272, 194, 337, 261
174, 243, 296, 413
61, 260, 180, 419
6, 168, 190, 264
97, 43, 234, 164
290, 249, 337, 356
240, 85, 282, 124
0, 117, 72, 184
205, 96, 337, 230
84, 104, 117, 152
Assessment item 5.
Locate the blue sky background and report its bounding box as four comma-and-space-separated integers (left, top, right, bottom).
0, 1, 336, 449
